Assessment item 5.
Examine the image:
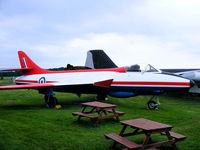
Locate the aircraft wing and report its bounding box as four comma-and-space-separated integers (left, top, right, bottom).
0, 83, 54, 90
0, 79, 113, 90
160, 68, 200, 73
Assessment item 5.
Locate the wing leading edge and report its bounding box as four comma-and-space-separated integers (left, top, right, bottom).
0, 79, 113, 90
0, 84, 54, 90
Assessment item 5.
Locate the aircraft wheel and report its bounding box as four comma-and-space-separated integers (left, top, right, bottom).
147, 100, 157, 110
44, 95, 58, 108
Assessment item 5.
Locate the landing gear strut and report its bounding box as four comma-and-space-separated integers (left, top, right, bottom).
44, 95, 61, 109
147, 96, 160, 110
96, 94, 107, 101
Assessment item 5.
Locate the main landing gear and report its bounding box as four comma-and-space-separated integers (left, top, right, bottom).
39, 88, 61, 109
44, 95, 62, 109
96, 94, 108, 101
147, 96, 160, 110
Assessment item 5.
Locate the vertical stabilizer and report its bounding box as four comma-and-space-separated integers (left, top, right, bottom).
18, 51, 49, 75
85, 50, 118, 69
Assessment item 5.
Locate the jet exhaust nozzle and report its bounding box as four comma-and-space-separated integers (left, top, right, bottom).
190, 80, 195, 88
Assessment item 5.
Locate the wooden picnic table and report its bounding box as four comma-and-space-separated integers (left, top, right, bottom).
72, 101, 125, 124
105, 118, 186, 149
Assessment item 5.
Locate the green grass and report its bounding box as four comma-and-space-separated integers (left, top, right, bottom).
0, 78, 200, 150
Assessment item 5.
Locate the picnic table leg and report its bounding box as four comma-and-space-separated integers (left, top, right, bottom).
112, 108, 119, 121
96, 109, 103, 124
103, 110, 108, 116
119, 125, 128, 136
77, 106, 87, 121
165, 131, 177, 150
89, 107, 96, 113
143, 133, 152, 145
111, 141, 117, 150
77, 115, 82, 121
81, 106, 87, 113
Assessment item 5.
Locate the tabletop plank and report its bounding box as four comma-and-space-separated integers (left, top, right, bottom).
81, 101, 116, 108
120, 118, 172, 131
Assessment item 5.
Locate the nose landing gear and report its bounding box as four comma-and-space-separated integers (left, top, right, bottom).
147, 96, 160, 110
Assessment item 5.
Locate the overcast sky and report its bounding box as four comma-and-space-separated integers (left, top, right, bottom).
1, 0, 200, 69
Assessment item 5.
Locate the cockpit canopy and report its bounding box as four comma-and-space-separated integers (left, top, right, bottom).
126, 64, 160, 73
126, 64, 141, 72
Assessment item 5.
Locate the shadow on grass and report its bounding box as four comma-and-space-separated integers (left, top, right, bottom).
60, 98, 94, 106
0, 96, 97, 110
59, 96, 113, 108
108, 143, 177, 150
159, 145, 178, 150
71, 117, 120, 128
0, 97, 103, 110
0, 104, 46, 110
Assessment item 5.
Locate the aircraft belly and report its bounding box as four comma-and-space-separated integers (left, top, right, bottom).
52, 84, 108, 94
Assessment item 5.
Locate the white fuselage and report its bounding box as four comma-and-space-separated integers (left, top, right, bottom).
15, 70, 191, 95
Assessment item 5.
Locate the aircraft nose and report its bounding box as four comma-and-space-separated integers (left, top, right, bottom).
190, 80, 195, 88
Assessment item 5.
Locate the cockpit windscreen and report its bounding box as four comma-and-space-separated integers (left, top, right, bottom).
126, 64, 159, 73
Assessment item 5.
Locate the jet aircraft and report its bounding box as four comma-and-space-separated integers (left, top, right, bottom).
0, 51, 193, 109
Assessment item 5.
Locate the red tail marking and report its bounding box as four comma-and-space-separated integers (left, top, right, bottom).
18, 51, 51, 75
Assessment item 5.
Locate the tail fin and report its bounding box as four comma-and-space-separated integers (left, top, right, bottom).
18, 51, 50, 75
85, 50, 118, 69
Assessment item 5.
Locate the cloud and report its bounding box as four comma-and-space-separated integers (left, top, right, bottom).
66, 33, 191, 68
32, 32, 200, 69
81, 0, 200, 36
1, 0, 200, 69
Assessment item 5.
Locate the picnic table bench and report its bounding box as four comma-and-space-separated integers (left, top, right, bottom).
72, 101, 125, 124
105, 118, 186, 150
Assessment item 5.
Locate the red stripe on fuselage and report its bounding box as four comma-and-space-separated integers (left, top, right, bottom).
23, 67, 126, 75
112, 81, 190, 86
15, 80, 57, 83
53, 67, 126, 73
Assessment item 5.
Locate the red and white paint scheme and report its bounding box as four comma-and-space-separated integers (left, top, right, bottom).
0, 51, 194, 109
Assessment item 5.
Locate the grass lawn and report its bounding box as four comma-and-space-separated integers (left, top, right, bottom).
0, 78, 200, 150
